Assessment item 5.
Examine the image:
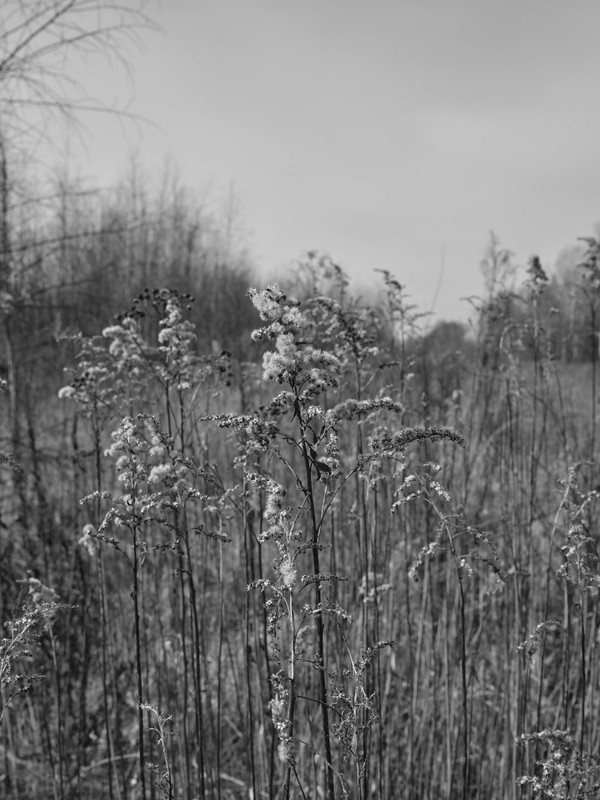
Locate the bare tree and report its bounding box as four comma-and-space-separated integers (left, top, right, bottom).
0, 0, 157, 144
0, 0, 159, 291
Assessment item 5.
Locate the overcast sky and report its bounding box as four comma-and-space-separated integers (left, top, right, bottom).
63, 0, 600, 322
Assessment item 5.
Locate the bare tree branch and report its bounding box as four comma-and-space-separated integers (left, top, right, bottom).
0, 0, 159, 142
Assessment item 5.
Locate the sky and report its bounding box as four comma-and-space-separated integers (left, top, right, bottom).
21, 0, 600, 322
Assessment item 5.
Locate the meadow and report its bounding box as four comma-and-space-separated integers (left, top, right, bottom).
4, 2, 600, 798
2, 217, 600, 800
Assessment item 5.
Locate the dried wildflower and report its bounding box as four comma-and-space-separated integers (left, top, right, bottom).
517, 619, 561, 662
409, 540, 442, 582
78, 524, 98, 557
248, 284, 342, 389
279, 556, 297, 590
370, 426, 465, 455
269, 680, 295, 766
327, 396, 404, 424
25, 578, 59, 608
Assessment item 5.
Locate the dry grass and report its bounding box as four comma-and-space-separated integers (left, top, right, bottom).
3, 257, 600, 800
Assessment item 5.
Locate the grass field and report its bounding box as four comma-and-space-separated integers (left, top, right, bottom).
2, 265, 600, 800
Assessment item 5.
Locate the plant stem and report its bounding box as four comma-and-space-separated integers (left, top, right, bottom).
296, 396, 335, 800
131, 519, 147, 800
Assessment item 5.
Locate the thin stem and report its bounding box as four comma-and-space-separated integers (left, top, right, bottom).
131, 518, 147, 800
295, 394, 335, 800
